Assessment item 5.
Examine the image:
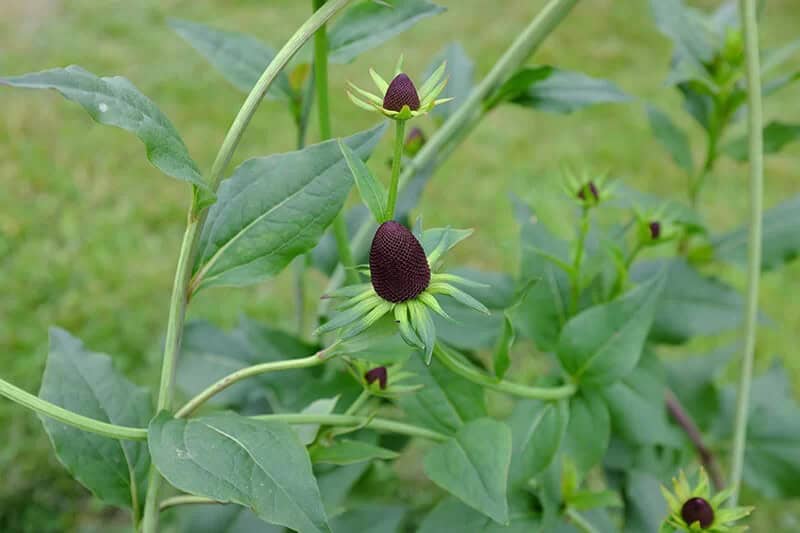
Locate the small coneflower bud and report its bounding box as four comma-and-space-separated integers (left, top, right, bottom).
383, 73, 420, 112
577, 181, 599, 202
681, 497, 714, 529
370, 221, 431, 303
404, 127, 426, 156
649, 221, 662, 239
364, 366, 388, 389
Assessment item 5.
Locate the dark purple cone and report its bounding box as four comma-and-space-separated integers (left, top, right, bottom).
577, 181, 599, 202
681, 497, 714, 529
649, 221, 662, 239
365, 366, 388, 390
370, 221, 431, 303
382, 73, 420, 112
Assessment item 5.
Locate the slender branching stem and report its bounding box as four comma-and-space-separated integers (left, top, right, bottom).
141, 2, 354, 531
343, 389, 371, 416
569, 207, 590, 314
729, 0, 763, 507
159, 495, 218, 512
566, 508, 601, 533
434, 344, 576, 400
252, 413, 447, 442
665, 389, 723, 490
384, 119, 406, 221
0, 377, 147, 440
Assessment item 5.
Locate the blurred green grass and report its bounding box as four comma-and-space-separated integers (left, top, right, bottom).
0, 0, 798, 530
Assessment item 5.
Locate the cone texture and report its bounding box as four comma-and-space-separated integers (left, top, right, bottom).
370, 221, 430, 303
383, 73, 420, 112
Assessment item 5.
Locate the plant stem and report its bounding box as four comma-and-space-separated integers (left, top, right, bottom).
434, 344, 576, 400
729, 0, 763, 508
293, 256, 307, 337
569, 207, 589, 314
343, 389, 370, 416
159, 495, 218, 511
141, 2, 354, 531
665, 389, 723, 490
175, 351, 331, 418
0, 377, 147, 440
384, 119, 406, 221
566, 508, 601, 533
252, 413, 447, 442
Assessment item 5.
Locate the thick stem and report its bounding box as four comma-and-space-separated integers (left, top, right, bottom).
434, 344, 576, 400
665, 390, 723, 490
384, 119, 406, 221
141, 2, 354, 531
252, 413, 447, 442
175, 352, 331, 418
729, 0, 763, 508
0, 377, 147, 440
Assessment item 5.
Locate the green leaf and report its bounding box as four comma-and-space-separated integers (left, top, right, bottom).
168, 18, 291, 99
149, 411, 330, 533
724, 121, 800, 161
418, 496, 542, 533
311, 439, 399, 465
396, 354, 486, 435
339, 139, 387, 222
419, 227, 473, 258
567, 490, 622, 511
647, 105, 693, 173
557, 270, 667, 385
296, 396, 339, 445
490, 66, 630, 113
622, 471, 668, 533
328, 0, 445, 63
631, 259, 743, 344
0, 66, 207, 189
563, 391, 610, 475
317, 463, 369, 516
762, 38, 800, 76
649, 0, 715, 72
194, 123, 386, 290
714, 193, 800, 271
426, 42, 474, 121
666, 346, 734, 429
493, 315, 514, 379
176, 504, 283, 533
507, 399, 569, 488
38, 328, 150, 510
424, 419, 512, 525
613, 184, 705, 232
330, 504, 406, 533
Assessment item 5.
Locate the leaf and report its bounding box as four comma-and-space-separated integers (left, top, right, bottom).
328, 0, 445, 63
665, 346, 734, 429
168, 18, 291, 99
622, 471, 668, 533
149, 411, 330, 533
714, 193, 800, 271
649, 0, 715, 68
419, 227, 473, 258
507, 399, 569, 488
311, 439, 399, 465
418, 496, 542, 533
761, 38, 800, 76
340, 139, 387, 222
312, 205, 374, 276
0, 66, 207, 189
557, 270, 667, 386
490, 66, 630, 113
296, 396, 339, 445
631, 259, 743, 344
493, 315, 514, 379
396, 354, 486, 435
647, 105, 693, 173
37, 329, 151, 511
317, 462, 370, 515
193, 122, 387, 290
612, 184, 705, 232
563, 391, 610, 475
330, 504, 406, 533
425, 42, 475, 121
724, 121, 800, 161
423, 419, 512, 525
176, 503, 283, 533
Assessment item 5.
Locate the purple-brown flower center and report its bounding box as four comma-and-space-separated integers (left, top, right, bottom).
369, 221, 430, 303
364, 366, 388, 390
383, 73, 420, 112
577, 181, 599, 202
681, 497, 714, 529
649, 221, 662, 239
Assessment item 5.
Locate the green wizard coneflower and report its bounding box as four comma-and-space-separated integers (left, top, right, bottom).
316, 221, 488, 363
660, 469, 753, 532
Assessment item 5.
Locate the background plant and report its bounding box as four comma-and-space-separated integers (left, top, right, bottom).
0, 1, 796, 532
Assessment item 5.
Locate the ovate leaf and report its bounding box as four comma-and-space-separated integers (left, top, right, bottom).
507, 399, 569, 488
424, 419, 512, 525
329, 0, 445, 63
649, 0, 715, 74
176, 503, 283, 533
311, 439, 399, 465
340, 139, 387, 222
418, 496, 541, 533
425, 42, 474, 121
149, 412, 330, 533
1, 66, 207, 188
193, 123, 386, 290
38, 328, 150, 509
563, 391, 610, 475
557, 270, 667, 385
330, 504, 406, 533
647, 105, 693, 173
168, 18, 291, 99
724, 121, 800, 161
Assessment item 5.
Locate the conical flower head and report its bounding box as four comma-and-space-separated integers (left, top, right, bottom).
382, 73, 420, 112
370, 221, 430, 303
682, 497, 714, 529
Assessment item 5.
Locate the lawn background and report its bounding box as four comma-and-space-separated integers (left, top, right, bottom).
1, 0, 798, 530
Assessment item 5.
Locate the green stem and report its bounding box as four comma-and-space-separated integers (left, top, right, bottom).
384, 119, 406, 221
0, 377, 147, 440
252, 413, 447, 442
569, 207, 590, 314
175, 351, 332, 418
434, 344, 576, 400
729, 0, 763, 508
343, 390, 371, 416
293, 256, 307, 337
141, 2, 354, 531
566, 508, 601, 533
160, 495, 218, 511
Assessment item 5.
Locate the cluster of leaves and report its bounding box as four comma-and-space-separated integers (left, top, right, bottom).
1, 0, 799, 532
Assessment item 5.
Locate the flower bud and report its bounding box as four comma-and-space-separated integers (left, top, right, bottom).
382, 73, 420, 112
364, 366, 388, 390
370, 221, 431, 303
649, 221, 661, 240
577, 181, 599, 203
681, 497, 714, 529
404, 127, 426, 157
